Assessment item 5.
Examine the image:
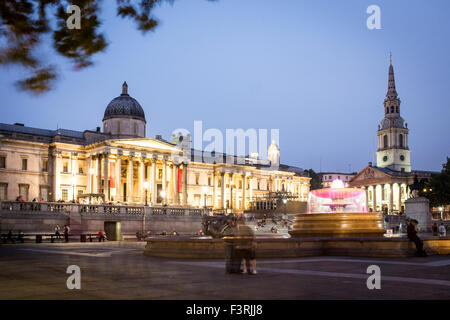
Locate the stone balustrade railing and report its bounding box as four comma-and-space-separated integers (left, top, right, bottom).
0, 201, 210, 217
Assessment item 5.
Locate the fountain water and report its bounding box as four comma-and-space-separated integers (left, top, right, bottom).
289, 179, 385, 238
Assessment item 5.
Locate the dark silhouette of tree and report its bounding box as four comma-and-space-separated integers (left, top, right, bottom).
304, 169, 322, 190
420, 157, 450, 208
0, 0, 213, 94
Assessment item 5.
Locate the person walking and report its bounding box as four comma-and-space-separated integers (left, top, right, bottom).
236, 217, 257, 275
407, 219, 427, 257
223, 217, 240, 274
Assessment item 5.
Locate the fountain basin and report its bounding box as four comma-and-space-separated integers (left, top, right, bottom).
143, 236, 450, 259
289, 212, 385, 238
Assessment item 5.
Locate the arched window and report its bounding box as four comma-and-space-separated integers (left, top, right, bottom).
390, 106, 394, 113
383, 135, 388, 148
134, 123, 138, 135
117, 121, 121, 134
396, 106, 399, 113
386, 107, 389, 114
399, 134, 404, 148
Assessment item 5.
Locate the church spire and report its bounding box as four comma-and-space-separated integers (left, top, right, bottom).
386, 53, 398, 100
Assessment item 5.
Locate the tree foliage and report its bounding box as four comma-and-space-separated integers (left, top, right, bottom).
304, 169, 322, 190
419, 157, 450, 208
0, 0, 207, 94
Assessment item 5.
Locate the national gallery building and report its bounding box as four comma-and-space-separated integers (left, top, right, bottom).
0, 82, 310, 212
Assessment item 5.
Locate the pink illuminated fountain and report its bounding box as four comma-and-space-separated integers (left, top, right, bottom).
290, 179, 385, 238
307, 179, 368, 214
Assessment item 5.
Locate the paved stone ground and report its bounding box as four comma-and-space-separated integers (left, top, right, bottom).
0, 242, 449, 300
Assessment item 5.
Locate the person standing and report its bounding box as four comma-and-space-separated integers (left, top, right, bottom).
439, 223, 447, 238
64, 225, 70, 243
55, 225, 61, 240
407, 219, 427, 257
432, 223, 438, 236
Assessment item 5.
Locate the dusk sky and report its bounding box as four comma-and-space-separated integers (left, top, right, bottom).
1, 0, 449, 173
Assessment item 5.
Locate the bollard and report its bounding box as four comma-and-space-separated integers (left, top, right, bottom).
36, 235, 42, 243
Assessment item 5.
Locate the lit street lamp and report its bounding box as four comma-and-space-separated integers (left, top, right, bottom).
439, 206, 443, 220
143, 182, 149, 206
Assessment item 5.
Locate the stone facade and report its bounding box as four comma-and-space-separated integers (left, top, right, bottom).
0, 83, 310, 212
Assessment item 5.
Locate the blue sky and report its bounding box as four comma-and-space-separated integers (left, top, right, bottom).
1, 0, 449, 172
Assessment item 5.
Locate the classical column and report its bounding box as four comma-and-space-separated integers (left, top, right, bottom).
172, 163, 178, 205
396, 183, 402, 213
97, 154, 102, 194
229, 173, 233, 209
52, 151, 60, 201
221, 172, 225, 209
139, 158, 145, 204
249, 176, 253, 204
182, 163, 188, 206
103, 153, 110, 201
389, 183, 394, 214
373, 185, 377, 212
162, 158, 167, 205
115, 155, 122, 202
364, 187, 369, 211
87, 156, 92, 194
151, 157, 157, 205
127, 156, 134, 203
242, 174, 246, 210
212, 172, 216, 209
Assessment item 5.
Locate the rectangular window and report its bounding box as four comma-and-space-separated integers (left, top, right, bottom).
78, 189, 84, 197
40, 187, 48, 202
158, 169, 163, 180
62, 189, 68, 201
22, 158, 28, 171
78, 166, 84, 174
0, 183, 7, 200
208, 177, 212, 186
195, 174, 199, 185
0, 156, 5, 169
42, 159, 48, 172
63, 161, 68, 173
239, 180, 242, 189
19, 184, 29, 201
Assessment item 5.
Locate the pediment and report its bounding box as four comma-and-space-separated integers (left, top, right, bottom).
351, 166, 392, 183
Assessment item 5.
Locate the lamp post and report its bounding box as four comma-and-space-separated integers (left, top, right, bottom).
202, 186, 208, 208
230, 182, 235, 213
283, 198, 287, 221
439, 206, 443, 220
143, 182, 149, 206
